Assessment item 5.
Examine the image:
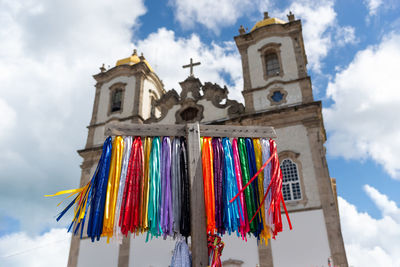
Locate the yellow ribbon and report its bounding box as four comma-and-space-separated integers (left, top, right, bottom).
253, 138, 271, 244
102, 136, 124, 242
142, 137, 151, 231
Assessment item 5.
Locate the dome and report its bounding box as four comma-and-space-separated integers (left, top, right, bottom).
251, 13, 285, 32
116, 49, 153, 72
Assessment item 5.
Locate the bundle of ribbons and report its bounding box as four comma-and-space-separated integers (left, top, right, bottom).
47, 135, 291, 245
208, 234, 224, 267
201, 137, 292, 244
46, 136, 191, 243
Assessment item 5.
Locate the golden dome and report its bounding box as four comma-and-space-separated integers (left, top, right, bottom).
116, 49, 153, 72
251, 12, 285, 32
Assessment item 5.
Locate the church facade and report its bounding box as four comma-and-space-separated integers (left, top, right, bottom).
68, 12, 348, 267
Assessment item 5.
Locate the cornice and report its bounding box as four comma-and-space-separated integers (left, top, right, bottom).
234, 20, 302, 50
242, 76, 311, 94
93, 62, 151, 85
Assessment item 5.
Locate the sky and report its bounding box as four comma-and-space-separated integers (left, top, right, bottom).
0, 0, 399, 266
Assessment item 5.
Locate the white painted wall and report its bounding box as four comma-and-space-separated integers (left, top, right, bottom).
93, 125, 106, 146
96, 76, 136, 124
198, 99, 229, 123
156, 105, 180, 124
77, 238, 120, 267
271, 209, 331, 267
247, 36, 298, 89
220, 235, 259, 267
142, 79, 161, 120
127, 233, 259, 267
252, 82, 302, 112
275, 125, 321, 209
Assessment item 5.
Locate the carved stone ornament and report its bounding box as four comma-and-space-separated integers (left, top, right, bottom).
146, 77, 244, 124
175, 99, 204, 124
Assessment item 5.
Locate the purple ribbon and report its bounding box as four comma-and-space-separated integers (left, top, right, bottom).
212, 138, 225, 234
161, 137, 173, 237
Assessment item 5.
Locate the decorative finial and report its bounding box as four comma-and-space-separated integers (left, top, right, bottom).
264, 12, 269, 19
100, 63, 106, 73
182, 58, 201, 77
239, 25, 246, 35
139, 52, 145, 60
287, 11, 295, 22
132, 49, 137, 55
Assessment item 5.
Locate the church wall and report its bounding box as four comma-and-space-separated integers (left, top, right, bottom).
126, 229, 260, 267
156, 105, 180, 124
252, 82, 303, 111
220, 235, 260, 267
142, 79, 160, 120
128, 234, 176, 266
275, 124, 321, 209
197, 99, 229, 123
93, 125, 106, 146
96, 76, 137, 124
77, 238, 120, 267
270, 209, 331, 267
247, 36, 298, 88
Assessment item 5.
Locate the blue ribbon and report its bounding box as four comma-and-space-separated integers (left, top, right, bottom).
222, 138, 241, 235
87, 136, 113, 241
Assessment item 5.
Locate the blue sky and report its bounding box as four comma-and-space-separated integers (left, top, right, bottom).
0, 0, 400, 266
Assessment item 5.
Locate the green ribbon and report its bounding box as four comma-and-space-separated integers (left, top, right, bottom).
238, 138, 256, 233
148, 137, 161, 239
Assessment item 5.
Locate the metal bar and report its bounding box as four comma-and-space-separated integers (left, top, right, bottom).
186, 123, 208, 267
105, 123, 276, 138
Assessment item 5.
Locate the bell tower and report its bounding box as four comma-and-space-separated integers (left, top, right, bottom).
85, 49, 165, 149
234, 12, 313, 112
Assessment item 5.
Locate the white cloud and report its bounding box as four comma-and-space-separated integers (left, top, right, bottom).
169, 0, 257, 34
0, 0, 146, 234
0, 98, 17, 141
324, 32, 400, 179
275, 0, 357, 72
0, 228, 71, 267
364, 185, 400, 221
339, 186, 400, 267
135, 28, 243, 100
335, 26, 358, 47
170, 0, 357, 72
364, 0, 383, 16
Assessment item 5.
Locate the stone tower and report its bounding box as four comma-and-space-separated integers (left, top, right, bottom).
231, 12, 348, 267
235, 12, 313, 113
85, 49, 164, 149
67, 12, 348, 267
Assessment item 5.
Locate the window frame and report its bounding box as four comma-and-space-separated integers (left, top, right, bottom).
281, 158, 302, 201
278, 151, 308, 206
267, 87, 288, 106
108, 82, 127, 116
258, 42, 284, 81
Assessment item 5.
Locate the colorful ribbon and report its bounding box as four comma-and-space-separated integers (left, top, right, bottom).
47, 134, 291, 243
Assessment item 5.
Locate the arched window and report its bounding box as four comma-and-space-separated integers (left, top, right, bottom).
265, 52, 280, 76
280, 158, 302, 201
258, 43, 284, 80
111, 88, 123, 112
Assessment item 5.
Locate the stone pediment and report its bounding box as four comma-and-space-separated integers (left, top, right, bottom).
146, 76, 244, 124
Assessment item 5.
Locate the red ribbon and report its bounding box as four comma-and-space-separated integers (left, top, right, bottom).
229, 140, 292, 238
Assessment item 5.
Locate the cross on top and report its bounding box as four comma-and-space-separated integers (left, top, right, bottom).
182, 58, 201, 77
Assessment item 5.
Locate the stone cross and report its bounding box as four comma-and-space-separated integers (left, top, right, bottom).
183, 58, 201, 77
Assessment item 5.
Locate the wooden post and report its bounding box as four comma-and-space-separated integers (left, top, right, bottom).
186, 123, 208, 266
104, 122, 277, 266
